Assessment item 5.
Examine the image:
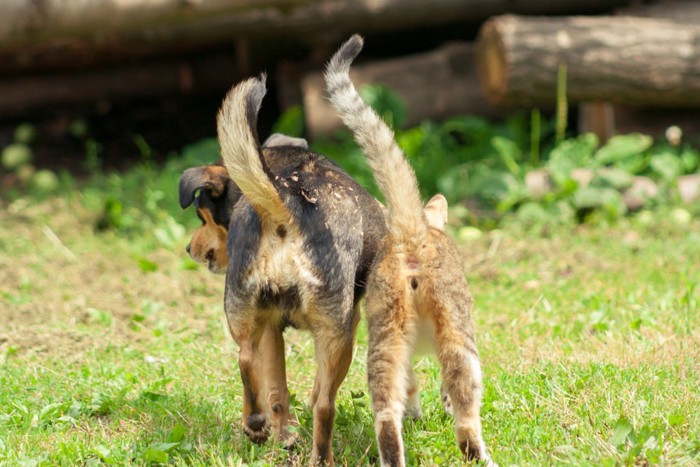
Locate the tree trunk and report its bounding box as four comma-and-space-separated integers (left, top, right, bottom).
476, 14, 700, 108
299, 43, 506, 138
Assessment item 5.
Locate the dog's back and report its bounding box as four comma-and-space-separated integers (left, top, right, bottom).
224, 143, 385, 328
326, 35, 491, 466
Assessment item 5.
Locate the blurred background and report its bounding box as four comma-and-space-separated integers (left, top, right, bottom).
1, 0, 700, 231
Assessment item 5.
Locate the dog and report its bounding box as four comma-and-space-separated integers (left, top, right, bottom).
326, 35, 492, 466
205, 73, 387, 465
179, 134, 309, 274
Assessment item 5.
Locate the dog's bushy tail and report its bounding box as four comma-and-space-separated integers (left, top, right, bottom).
325, 35, 427, 243
217, 74, 289, 224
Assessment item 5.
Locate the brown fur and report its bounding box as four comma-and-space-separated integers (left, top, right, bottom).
326, 35, 492, 466
180, 135, 308, 274
212, 75, 388, 465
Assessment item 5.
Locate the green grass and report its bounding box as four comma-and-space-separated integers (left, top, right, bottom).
1, 183, 699, 465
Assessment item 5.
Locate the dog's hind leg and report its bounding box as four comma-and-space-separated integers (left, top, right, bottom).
309, 323, 357, 466
259, 323, 299, 449
229, 320, 271, 444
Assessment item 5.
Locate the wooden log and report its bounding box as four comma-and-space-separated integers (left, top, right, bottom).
0, 0, 628, 74
582, 1, 700, 140
476, 14, 700, 108
619, 0, 700, 25
300, 42, 506, 138
0, 53, 241, 118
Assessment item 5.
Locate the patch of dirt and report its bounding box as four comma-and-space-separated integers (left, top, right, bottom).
0, 198, 225, 357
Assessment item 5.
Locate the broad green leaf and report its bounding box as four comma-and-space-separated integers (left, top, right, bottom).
547, 133, 598, 185
650, 151, 683, 181
592, 168, 633, 190
680, 147, 699, 173
142, 447, 169, 463
150, 442, 180, 452
168, 423, 186, 443
612, 153, 648, 175
610, 417, 634, 447
595, 133, 653, 165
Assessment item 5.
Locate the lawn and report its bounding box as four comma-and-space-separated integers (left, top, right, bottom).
1, 172, 699, 465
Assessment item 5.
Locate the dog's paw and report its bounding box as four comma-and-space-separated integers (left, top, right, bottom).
440, 384, 454, 417
243, 414, 270, 444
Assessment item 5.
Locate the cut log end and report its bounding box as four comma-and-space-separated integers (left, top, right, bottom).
476, 17, 509, 106
475, 13, 700, 108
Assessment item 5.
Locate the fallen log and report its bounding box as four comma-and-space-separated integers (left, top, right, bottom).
301, 43, 505, 138
0, 0, 628, 74
0, 54, 241, 118
476, 14, 700, 108
619, 0, 700, 24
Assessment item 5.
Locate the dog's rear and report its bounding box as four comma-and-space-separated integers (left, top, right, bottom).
215, 72, 386, 465
327, 35, 491, 466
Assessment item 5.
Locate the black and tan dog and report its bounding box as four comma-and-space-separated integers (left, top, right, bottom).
326, 36, 493, 466
187, 74, 387, 465
179, 134, 308, 274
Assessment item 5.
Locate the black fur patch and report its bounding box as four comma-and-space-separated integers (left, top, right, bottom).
327, 35, 364, 91
226, 203, 262, 292
245, 75, 267, 145
247, 413, 266, 432
460, 439, 481, 461
257, 284, 300, 314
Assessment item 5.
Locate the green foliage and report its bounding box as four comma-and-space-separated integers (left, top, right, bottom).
271, 105, 305, 137
2, 82, 699, 239
308, 89, 696, 230
1, 143, 32, 170
547, 133, 598, 185
0, 126, 67, 199
594, 133, 653, 165
82, 137, 222, 242
359, 84, 408, 129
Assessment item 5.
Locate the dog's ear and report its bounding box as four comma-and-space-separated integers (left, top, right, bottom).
179, 165, 229, 208
424, 194, 448, 232
263, 133, 309, 149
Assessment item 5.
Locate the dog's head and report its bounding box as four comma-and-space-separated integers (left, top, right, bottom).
179, 162, 240, 274
179, 134, 309, 274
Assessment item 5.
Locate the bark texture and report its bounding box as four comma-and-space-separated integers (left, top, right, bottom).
476, 14, 700, 108
301, 42, 505, 138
